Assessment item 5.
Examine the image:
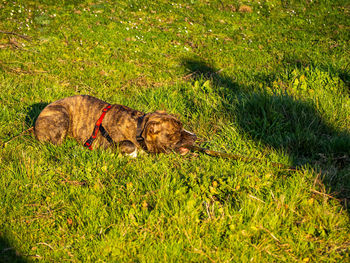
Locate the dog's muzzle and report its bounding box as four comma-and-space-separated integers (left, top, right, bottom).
175, 129, 197, 155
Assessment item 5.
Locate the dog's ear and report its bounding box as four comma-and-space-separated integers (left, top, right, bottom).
146, 117, 182, 136
169, 117, 182, 130
145, 121, 160, 137
143, 121, 162, 153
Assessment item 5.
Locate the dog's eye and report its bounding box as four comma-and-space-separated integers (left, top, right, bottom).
167, 132, 180, 141
165, 132, 176, 140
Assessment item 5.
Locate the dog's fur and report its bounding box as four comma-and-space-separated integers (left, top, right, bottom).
34, 95, 196, 155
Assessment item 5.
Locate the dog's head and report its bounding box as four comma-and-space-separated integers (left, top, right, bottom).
141, 111, 197, 154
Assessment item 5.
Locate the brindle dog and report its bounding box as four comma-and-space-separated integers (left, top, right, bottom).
34, 95, 196, 156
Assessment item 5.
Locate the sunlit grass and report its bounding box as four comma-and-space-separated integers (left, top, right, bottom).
1, 0, 349, 262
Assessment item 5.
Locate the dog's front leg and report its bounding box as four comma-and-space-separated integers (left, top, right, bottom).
118, 140, 138, 157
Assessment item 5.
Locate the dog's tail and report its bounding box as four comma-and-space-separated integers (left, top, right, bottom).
0, 126, 34, 148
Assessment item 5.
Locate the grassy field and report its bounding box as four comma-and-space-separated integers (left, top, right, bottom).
0, 0, 349, 262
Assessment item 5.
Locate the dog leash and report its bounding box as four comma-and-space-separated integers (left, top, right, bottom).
0, 127, 34, 148
188, 145, 297, 171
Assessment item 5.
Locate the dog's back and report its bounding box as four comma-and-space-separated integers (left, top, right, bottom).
34, 95, 108, 144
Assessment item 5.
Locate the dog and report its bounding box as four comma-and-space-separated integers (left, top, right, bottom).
34, 95, 197, 156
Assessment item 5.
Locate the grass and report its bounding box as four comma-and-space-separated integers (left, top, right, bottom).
0, 0, 349, 262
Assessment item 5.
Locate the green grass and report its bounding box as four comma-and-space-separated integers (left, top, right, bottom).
1, 0, 349, 262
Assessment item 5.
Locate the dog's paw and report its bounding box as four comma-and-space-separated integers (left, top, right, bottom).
127, 148, 138, 158
119, 140, 137, 158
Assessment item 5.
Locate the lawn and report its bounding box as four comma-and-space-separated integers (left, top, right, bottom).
0, 0, 349, 262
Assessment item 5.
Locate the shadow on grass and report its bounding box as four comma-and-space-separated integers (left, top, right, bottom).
0, 236, 28, 263
0, 106, 48, 263
25, 102, 48, 127
182, 58, 350, 211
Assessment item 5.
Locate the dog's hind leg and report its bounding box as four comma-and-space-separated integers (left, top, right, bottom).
34, 105, 70, 145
